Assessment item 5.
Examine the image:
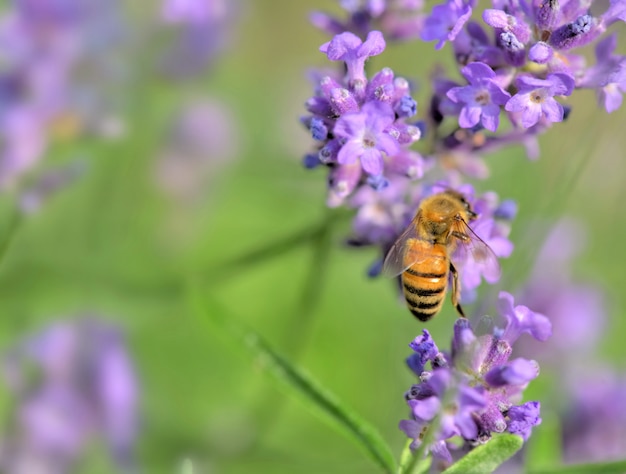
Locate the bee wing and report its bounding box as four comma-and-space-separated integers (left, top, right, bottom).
452, 219, 501, 283
382, 214, 429, 278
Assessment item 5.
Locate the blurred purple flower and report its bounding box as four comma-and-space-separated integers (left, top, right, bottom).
159, 0, 238, 77
310, 0, 426, 41
155, 98, 239, 204
562, 370, 626, 463
579, 34, 626, 113
515, 219, 608, 368
421, 0, 474, 50
0, 318, 139, 473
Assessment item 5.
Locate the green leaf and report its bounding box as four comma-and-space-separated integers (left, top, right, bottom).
528, 459, 626, 474
442, 433, 523, 474
190, 286, 397, 473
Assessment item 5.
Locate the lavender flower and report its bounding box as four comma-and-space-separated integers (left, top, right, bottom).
303, 31, 422, 206
505, 74, 575, 128
399, 294, 550, 464
334, 101, 400, 176
446, 62, 511, 132
0, 318, 139, 473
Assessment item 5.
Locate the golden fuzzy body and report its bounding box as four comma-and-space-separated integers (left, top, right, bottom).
383, 190, 498, 321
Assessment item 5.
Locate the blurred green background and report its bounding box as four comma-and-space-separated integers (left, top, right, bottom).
1, 1, 626, 473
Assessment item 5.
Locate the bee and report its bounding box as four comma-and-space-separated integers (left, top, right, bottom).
382, 190, 500, 321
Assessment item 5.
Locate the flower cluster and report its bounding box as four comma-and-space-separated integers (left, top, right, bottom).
399, 292, 551, 466
425, 0, 626, 153
0, 318, 138, 473
302, 0, 626, 246
303, 30, 424, 207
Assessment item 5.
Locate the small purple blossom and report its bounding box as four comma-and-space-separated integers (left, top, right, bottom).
334, 100, 400, 176
446, 62, 511, 132
505, 73, 575, 128
320, 30, 386, 91
421, 0, 473, 50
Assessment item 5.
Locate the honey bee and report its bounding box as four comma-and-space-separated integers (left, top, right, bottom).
382, 190, 500, 321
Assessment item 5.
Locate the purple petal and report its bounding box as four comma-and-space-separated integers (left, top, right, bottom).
600, 85, 624, 113
376, 133, 401, 156
334, 113, 366, 141
480, 104, 500, 132
541, 98, 564, 123
596, 34, 617, 63
482, 9, 509, 29
407, 330, 440, 375
320, 32, 362, 59
409, 396, 441, 421
360, 148, 384, 175
430, 440, 453, 464
485, 358, 539, 387
507, 401, 541, 441
462, 62, 496, 83
521, 102, 543, 128
359, 30, 386, 57
459, 105, 482, 128
337, 140, 363, 165
497, 291, 552, 343
504, 92, 530, 113
547, 73, 575, 96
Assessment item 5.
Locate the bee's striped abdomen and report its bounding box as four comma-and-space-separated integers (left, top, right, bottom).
401, 242, 449, 321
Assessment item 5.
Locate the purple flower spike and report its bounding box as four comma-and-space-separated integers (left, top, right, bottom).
497, 291, 552, 344
505, 73, 575, 128
320, 31, 386, 90
421, 0, 473, 50
334, 101, 400, 176
446, 62, 511, 132
507, 401, 541, 440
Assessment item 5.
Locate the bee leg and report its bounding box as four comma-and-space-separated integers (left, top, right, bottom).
449, 262, 465, 318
